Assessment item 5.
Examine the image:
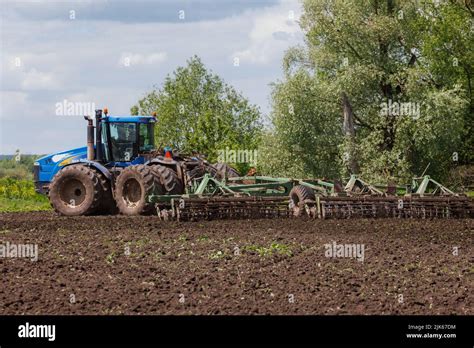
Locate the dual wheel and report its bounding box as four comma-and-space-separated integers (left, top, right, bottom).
49, 164, 182, 216
114, 164, 182, 215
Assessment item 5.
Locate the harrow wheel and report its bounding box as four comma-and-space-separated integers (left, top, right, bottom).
289, 185, 316, 217
115, 165, 160, 215
48, 164, 104, 216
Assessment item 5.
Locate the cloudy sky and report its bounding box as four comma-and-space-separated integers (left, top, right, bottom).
0, 0, 304, 155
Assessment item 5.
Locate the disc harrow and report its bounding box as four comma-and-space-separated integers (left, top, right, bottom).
154, 195, 473, 221
151, 174, 474, 221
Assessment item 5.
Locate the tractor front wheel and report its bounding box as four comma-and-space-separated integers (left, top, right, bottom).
114, 165, 160, 215
48, 165, 103, 216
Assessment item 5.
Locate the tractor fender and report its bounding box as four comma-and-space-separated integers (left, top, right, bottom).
147, 158, 178, 166
146, 159, 183, 183
62, 159, 113, 181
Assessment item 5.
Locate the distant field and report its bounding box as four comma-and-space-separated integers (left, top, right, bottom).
0, 154, 42, 160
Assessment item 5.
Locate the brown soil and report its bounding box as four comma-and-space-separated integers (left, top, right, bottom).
0, 212, 472, 315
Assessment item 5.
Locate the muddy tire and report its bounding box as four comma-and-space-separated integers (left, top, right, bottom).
150, 165, 184, 194
213, 162, 240, 179
48, 165, 103, 216
114, 165, 159, 215
289, 185, 316, 217
96, 172, 118, 215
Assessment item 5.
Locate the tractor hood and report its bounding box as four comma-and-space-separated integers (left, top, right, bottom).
35, 147, 88, 184
36, 147, 88, 168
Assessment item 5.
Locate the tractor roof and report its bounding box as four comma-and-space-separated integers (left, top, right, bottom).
104, 115, 155, 123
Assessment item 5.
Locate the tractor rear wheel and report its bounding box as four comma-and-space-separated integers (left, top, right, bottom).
114, 165, 160, 215
289, 185, 316, 217
150, 165, 184, 194
48, 164, 103, 216
213, 162, 240, 179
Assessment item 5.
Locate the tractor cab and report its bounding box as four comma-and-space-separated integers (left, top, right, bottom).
88, 109, 156, 165
101, 115, 155, 163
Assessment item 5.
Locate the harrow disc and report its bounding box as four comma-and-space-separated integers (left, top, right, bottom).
158, 196, 290, 221
318, 196, 473, 219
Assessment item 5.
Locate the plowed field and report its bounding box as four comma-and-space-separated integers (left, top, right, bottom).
0, 212, 472, 315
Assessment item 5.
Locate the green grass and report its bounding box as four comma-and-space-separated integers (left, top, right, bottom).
244, 242, 293, 257
208, 250, 226, 259
0, 178, 51, 212
105, 251, 118, 264
0, 197, 51, 212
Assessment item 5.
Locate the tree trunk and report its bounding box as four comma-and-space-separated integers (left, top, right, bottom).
342, 92, 360, 174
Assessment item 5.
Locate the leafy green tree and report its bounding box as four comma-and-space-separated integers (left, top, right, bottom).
268, 0, 471, 183
259, 70, 342, 178
131, 56, 262, 173
415, 0, 474, 166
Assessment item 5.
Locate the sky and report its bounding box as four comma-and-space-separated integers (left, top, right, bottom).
0, 0, 304, 155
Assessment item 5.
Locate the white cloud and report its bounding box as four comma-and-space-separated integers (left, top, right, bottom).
232, 1, 303, 64
1, 53, 65, 92
21, 68, 58, 90
118, 52, 167, 67
0, 91, 28, 120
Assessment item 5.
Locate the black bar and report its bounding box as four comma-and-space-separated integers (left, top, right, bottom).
0, 315, 471, 346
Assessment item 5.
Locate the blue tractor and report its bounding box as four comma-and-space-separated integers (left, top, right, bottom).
34, 109, 236, 216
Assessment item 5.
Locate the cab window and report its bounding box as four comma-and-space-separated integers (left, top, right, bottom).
109, 123, 137, 161
139, 123, 155, 152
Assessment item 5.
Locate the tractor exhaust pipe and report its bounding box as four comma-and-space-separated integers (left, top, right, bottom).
95, 109, 103, 162
84, 116, 95, 161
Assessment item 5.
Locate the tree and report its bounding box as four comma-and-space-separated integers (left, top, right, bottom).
258, 70, 342, 179
268, 0, 471, 182
415, 0, 474, 166
131, 56, 262, 172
